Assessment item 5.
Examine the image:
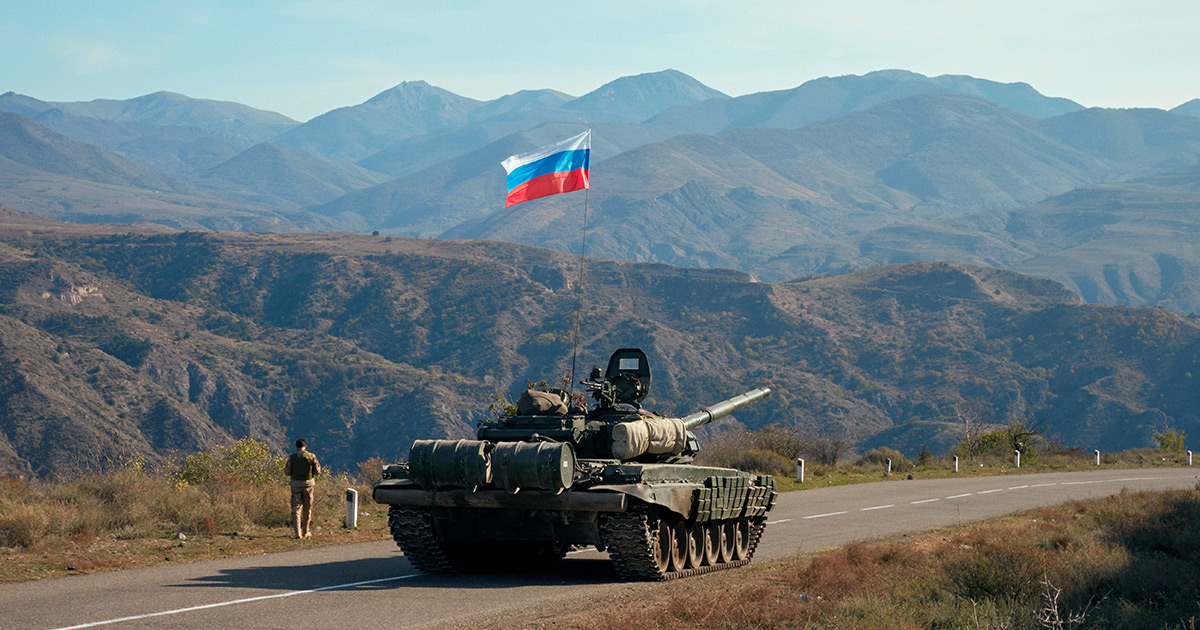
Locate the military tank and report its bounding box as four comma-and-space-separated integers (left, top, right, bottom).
372, 348, 777, 580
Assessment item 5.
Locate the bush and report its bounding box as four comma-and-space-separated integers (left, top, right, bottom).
856, 447, 913, 472
1154, 429, 1187, 454
957, 422, 1045, 462
797, 436, 850, 466
719, 449, 794, 475
171, 437, 285, 486
748, 426, 802, 459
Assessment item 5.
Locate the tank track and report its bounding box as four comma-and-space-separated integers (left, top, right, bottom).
599, 502, 760, 581
387, 505, 458, 574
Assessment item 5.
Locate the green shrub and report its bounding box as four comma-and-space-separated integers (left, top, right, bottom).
1153, 429, 1187, 454
856, 447, 913, 472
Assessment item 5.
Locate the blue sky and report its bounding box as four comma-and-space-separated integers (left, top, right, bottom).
2, 1, 1196, 122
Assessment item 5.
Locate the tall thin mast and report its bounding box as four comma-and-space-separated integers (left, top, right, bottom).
568, 183, 590, 398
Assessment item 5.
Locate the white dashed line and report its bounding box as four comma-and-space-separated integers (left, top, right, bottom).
1031, 483, 1057, 487
51, 574, 421, 630
1061, 476, 1156, 486
860, 504, 894, 511
945, 493, 971, 499
803, 511, 849, 519
766, 518, 792, 524
977, 489, 1003, 494
1008, 485, 1029, 490
910, 498, 940, 504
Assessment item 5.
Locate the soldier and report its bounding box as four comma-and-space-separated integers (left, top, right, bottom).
284, 439, 321, 539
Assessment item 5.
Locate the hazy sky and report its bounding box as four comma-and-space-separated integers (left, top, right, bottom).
2, 1, 1196, 122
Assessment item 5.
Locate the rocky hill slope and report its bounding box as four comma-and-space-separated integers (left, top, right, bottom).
2, 210, 1196, 477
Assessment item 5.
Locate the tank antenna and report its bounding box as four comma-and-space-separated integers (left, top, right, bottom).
568, 182, 590, 399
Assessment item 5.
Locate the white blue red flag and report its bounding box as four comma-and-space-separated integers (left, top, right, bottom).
500, 130, 590, 207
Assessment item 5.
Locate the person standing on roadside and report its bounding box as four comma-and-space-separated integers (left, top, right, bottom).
284, 439, 321, 539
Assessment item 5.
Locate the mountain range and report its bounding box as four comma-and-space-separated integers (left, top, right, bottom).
2, 209, 1197, 477
1, 69, 1198, 316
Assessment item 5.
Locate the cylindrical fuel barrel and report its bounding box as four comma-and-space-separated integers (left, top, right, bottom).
490, 441, 576, 493
407, 439, 492, 489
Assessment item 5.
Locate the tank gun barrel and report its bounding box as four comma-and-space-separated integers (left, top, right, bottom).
681, 387, 771, 430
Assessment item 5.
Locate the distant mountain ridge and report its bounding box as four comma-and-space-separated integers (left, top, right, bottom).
1173, 99, 1200, 117
3, 70, 1199, 313
1, 218, 1197, 476
754, 168, 1200, 313
46, 91, 298, 137
0, 113, 342, 231
273, 69, 726, 163
198, 142, 389, 208
647, 69, 1084, 134
0, 112, 191, 193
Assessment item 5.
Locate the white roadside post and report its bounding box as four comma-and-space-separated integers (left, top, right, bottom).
1095, 449, 1100, 466
345, 488, 358, 529
1189, 450, 1193, 466
796, 458, 805, 483
1014, 450, 1021, 468
885, 458, 892, 477
953, 456, 959, 473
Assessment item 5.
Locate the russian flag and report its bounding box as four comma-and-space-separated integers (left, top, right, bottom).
500, 130, 590, 207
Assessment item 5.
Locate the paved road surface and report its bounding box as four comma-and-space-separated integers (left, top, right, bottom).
2, 468, 1195, 629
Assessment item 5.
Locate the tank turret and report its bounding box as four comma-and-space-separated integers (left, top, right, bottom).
374, 348, 779, 580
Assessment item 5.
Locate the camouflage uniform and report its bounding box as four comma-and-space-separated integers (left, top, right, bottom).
285, 447, 321, 539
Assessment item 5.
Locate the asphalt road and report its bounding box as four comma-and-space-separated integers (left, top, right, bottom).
3, 468, 1195, 630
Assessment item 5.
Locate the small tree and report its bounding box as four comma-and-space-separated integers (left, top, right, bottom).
1154, 429, 1187, 454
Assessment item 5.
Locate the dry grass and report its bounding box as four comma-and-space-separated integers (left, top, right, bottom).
481, 488, 1200, 630
773, 447, 1194, 492
0, 441, 391, 583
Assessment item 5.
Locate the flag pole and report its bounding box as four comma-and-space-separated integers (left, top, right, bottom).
568, 177, 590, 401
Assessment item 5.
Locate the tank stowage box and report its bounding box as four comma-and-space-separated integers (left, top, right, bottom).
373, 348, 777, 580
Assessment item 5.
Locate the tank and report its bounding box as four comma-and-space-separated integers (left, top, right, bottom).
372, 348, 777, 580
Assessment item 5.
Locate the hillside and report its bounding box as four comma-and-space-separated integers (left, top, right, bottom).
560, 69, 729, 123
199, 143, 389, 208
1173, 99, 1200, 117
0, 112, 193, 193
427, 96, 1125, 264
0, 114, 343, 232
49, 91, 297, 141
270, 81, 485, 162
1, 215, 1196, 477
0, 91, 297, 177
756, 166, 1200, 313
646, 69, 1083, 134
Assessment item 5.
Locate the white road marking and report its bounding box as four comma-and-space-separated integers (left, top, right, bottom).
860, 504, 894, 511
945, 493, 971, 499
803, 511, 848, 519
910, 498, 940, 504
1060, 476, 1157, 486
766, 518, 792, 524
977, 489, 1003, 494
51, 574, 421, 630
1008, 485, 1029, 490
1031, 483, 1057, 487
567, 548, 593, 555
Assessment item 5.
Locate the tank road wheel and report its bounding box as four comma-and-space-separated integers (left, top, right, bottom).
733, 517, 751, 561
600, 502, 688, 581
702, 522, 720, 566
717, 520, 736, 564
685, 521, 704, 569
667, 519, 689, 572
654, 517, 674, 574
